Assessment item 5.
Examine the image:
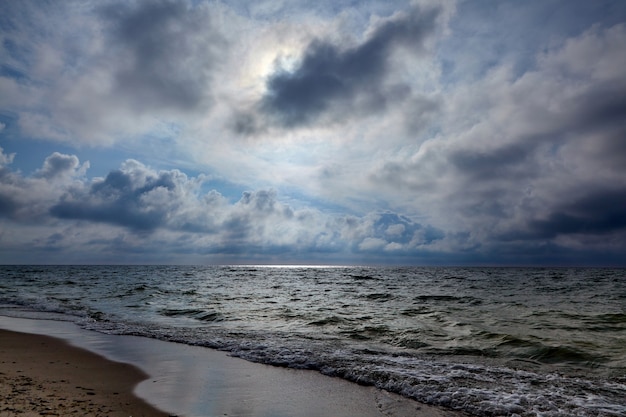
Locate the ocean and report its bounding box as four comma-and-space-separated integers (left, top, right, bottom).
0, 265, 624, 416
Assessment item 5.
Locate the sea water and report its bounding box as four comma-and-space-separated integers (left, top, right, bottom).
0, 265, 624, 416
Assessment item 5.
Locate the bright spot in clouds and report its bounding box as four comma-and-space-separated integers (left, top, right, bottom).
1, 0, 625, 265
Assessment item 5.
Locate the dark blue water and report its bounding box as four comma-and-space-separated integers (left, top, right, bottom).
1, 266, 625, 416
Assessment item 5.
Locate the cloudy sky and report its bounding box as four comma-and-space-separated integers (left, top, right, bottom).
1, 0, 625, 265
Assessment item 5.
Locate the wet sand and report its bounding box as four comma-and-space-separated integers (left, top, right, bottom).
0, 316, 465, 417
0, 329, 169, 416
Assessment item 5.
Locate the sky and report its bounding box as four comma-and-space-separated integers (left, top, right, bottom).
1, 0, 625, 265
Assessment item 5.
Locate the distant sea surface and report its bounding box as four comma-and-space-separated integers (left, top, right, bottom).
1, 265, 625, 416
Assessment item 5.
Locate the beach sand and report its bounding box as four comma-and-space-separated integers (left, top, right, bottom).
0, 317, 465, 417
0, 329, 169, 416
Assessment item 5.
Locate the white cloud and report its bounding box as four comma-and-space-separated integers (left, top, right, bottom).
0, 147, 15, 167
359, 237, 387, 252
36, 153, 89, 180
0, 152, 450, 263
386, 223, 405, 237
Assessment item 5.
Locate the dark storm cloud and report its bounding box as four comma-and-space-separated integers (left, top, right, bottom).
565, 85, 626, 165
527, 189, 626, 239
242, 5, 441, 130
50, 201, 164, 232
47, 160, 208, 233
450, 143, 534, 181
0, 194, 19, 218
575, 87, 626, 130
99, 0, 222, 112
50, 168, 175, 232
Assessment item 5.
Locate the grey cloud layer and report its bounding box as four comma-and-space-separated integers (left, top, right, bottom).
2, 1, 626, 265
99, 0, 222, 113
366, 21, 626, 262
0, 0, 223, 144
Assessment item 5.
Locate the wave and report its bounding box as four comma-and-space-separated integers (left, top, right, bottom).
528, 345, 604, 365
308, 316, 347, 326
350, 274, 381, 281
412, 294, 482, 305
363, 292, 394, 301
160, 308, 223, 322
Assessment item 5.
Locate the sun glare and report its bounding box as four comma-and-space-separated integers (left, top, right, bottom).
238, 44, 302, 96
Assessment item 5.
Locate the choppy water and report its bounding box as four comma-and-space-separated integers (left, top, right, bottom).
1, 265, 625, 416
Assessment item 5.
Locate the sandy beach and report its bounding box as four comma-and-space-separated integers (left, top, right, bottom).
0, 316, 466, 417
0, 329, 170, 416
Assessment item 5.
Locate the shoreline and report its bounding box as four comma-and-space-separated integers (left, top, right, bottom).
0, 328, 169, 417
0, 315, 466, 417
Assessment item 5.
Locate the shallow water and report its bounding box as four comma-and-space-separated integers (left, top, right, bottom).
1, 265, 625, 416
1, 316, 452, 417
